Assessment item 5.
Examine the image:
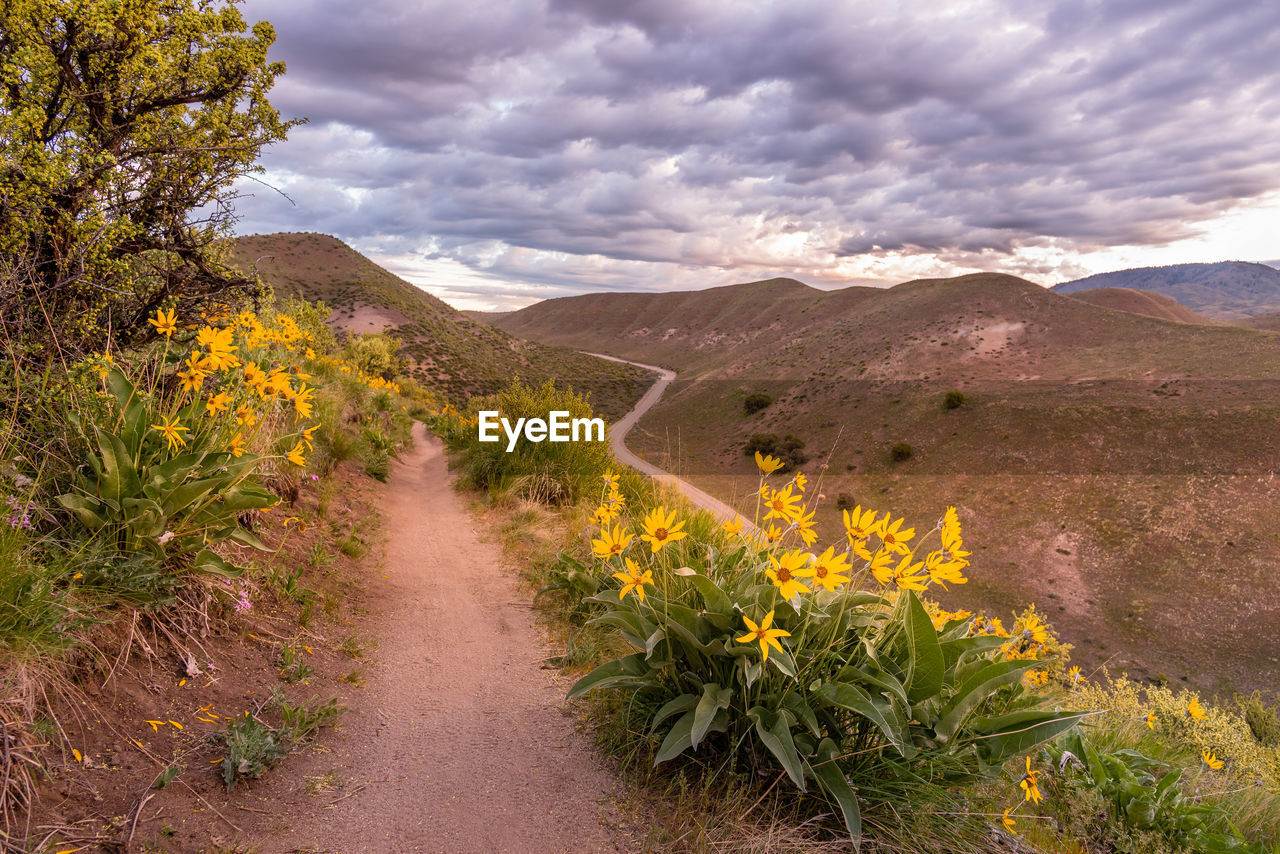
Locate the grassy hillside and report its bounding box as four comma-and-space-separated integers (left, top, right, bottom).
1053, 261, 1280, 318
1066, 287, 1217, 324
227, 233, 645, 418
487, 274, 1280, 694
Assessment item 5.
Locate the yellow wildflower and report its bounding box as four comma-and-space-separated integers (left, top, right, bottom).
763, 484, 803, 523
230, 432, 246, 458
793, 472, 807, 492
149, 307, 178, 337
890, 555, 929, 591
302, 424, 318, 451
876, 515, 916, 555
151, 415, 188, 453
721, 518, 745, 536
1001, 808, 1017, 834
810, 546, 851, 592
1019, 756, 1043, 804
1067, 666, 1082, 684
236, 405, 257, 427
736, 610, 790, 662
287, 441, 307, 467
763, 522, 784, 543
205, 392, 232, 416
243, 362, 268, 393
1202, 749, 1224, 771
640, 506, 687, 553
293, 383, 316, 419
602, 471, 620, 491
591, 524, 634, 560
766, 549, 814, 599
793, 507, 818, 546
612, 558, 653, 602
754, 451, 784, 474
1188, 697, 1207, 721
843, 505, 880, 542
1020, 611, 1049, 645
925, 550, 968, 589
867, 547, 896, 585
1146, 710, 1157, 730
590, 504, 617, 525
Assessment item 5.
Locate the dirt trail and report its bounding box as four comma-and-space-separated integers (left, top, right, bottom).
584, 351, 755, 532
241, 423, 629, 853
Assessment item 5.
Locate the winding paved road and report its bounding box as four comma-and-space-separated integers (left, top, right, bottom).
586, 352, 754, 531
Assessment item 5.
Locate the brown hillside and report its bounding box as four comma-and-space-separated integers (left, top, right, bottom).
489, 273, 1280, 694
226, 233, 645, 417
1066, 287, 1216, 325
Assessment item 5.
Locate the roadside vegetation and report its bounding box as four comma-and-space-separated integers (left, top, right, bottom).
436, 380, 1280, 853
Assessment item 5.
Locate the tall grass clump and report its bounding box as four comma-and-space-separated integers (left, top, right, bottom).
438, 378, 611, 504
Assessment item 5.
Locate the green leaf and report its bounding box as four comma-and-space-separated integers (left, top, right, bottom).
816, 681, 911, 758
969, 709, 1090, 763
567, 654, 650, 699
747, 707, 806, 790
94, 426, 141, 504
808, 738, 861, 850
688, 574, 734, 615
934, 658, 1039, 743
56, 493, 108, 530
649, 694, 697, 733
904, 591, 944, 703
691, 682, 733, 749
226, 527, 269, 551
192, 549, 242, 578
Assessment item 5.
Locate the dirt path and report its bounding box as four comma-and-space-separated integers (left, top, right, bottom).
240, 423, 630, 853
584, 352, 755, 531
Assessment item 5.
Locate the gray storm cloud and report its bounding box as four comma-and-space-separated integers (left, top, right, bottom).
234, 0, 1280, 301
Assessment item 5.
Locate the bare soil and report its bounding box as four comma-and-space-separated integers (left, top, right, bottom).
233, 424, 633, 853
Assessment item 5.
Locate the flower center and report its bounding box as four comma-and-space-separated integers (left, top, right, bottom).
815, 565, 828, 578
776, 567, 792, 582
654, 527, 668, 540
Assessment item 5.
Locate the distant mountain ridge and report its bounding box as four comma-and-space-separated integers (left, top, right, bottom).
1063, 287, 1216, 325
1053, 261, 1280, 318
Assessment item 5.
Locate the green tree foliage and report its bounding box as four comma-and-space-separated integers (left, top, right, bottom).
0, 0, 297, 358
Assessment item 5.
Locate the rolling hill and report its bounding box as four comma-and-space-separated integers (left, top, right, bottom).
1053, 261, 1280, 318
1064, 287, 1215, 324
225, 233, 645, 418
485, 274, 1280, 694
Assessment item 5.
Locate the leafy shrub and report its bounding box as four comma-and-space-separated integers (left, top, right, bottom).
56, 368, 275, 579
743, 393, 774, 415
569, 486, 1084, 846
835, 493, 855, 512
1044, 729, 1268, 853
1238, 692, 1280, 747
889, 441, 914, 463
943, 390, 967, 410
442, 379, 612, 505
219, 693, 341, 789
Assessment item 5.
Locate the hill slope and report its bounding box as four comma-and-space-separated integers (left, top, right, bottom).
487, 274, 1280, 693
227, 233, 644, 417
1052, 261, 1280, 318
1064, 287, 1215, 324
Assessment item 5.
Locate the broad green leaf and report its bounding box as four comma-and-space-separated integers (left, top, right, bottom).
94, 426, 141, 504
567, 654, 650, 699
934, 659, 1040, 743
782, 693, 821, 738
691, 682, 733, 749
835, 664, 909, 710
649, 694, 697, 733
970, 709, 1090, 763
747, 707, 805, 789
655, 708, 727, 764
191, 549, 242, 578
226, 527, 269, 551
904, 592, 944, 703
57, 493, 108, 530
808, 738, 861, 850
816, 681, 911, 758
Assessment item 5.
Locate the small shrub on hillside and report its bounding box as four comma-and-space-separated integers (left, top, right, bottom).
943, 390, 967, 410
835, 492, 855, 512
889, 441, 914, 463
742, 392, 773, 415
219, 694, 341, 789
1238, 691, 1280, 747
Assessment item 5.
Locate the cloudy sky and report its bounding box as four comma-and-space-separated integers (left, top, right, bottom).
235, 0, 1280, 311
